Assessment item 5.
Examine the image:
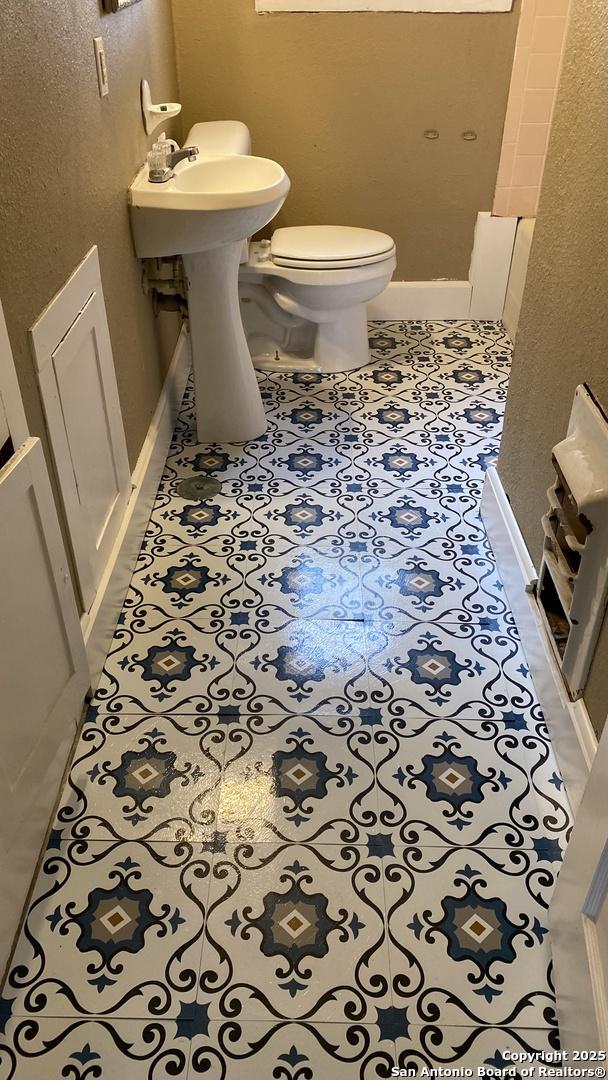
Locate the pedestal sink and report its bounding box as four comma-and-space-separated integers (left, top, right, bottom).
129, 153, 290, 442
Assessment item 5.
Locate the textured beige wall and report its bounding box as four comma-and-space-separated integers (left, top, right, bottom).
498, 0, 608, 737
0, 0, 180, 477
171, 0, 519, 281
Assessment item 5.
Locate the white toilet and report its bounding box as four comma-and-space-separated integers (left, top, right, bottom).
240, 225, 396, 373
184, 120, 396, 376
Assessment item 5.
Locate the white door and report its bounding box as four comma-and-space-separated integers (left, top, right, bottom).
551, 722, 608, 1050
31, 247, 131, 612
0, 302, 90, 970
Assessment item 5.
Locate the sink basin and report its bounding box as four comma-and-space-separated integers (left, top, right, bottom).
128, 143, 290, 444
170, 156, 287, 206
129, 154, 290, 256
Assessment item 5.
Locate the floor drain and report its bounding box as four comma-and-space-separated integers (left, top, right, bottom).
176, 476, 223, 500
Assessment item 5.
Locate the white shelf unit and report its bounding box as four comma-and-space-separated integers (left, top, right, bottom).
537, 383, 608, 700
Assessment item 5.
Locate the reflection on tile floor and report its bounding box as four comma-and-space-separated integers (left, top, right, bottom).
0, 322, 570, 1077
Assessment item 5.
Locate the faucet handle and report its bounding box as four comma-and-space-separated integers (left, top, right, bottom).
147, 141, 173, 182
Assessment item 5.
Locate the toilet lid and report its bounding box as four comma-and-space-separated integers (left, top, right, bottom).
271, 226, 395, 269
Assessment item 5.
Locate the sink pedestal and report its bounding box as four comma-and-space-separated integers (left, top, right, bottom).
183, 243, 267, 444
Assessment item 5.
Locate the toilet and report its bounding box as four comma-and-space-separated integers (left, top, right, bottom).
240, 225, 396, 373
184, 120, 396, 375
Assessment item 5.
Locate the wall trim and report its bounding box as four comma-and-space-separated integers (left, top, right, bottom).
81, 324, 191, 687
256, 0, 513, 11
481, 466, 597, 814
0, 300, 29, 449
366, 211, 517, 321
469, 211, 518, 319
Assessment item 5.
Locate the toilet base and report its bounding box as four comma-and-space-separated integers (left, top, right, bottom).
313, 303, 370, 373
252, 351, 323, 374
250, 304, 371, 375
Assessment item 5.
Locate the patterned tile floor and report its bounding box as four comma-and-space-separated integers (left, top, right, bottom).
0, 321, 572, 1079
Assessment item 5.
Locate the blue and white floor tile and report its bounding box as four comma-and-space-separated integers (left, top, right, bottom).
146, 488, 257, 549
232, 615, 371, 716
0, 1018, 196, 1080
259, 401, 356, 446
373, 716, 571, 850
189, 1022, 395, 1079
367, 320, 512, 363
161, 440, 260, 487
94, 616, 237, 715
344, 439, 480, 486
215, 716, 377, 843
384, 845, 556, 1028
356, 485, 488, 552
55, 714, 227, 843
248, 488, 365, 553
3, 840, 211, 1020
127, 543, 246, 616
366, 615, 539, 722
0, 1016, 560, 1079
242, 546, 364, 619
0, 322, 571, 1077
358, 546, 509, 624
255, 438, 356, 487
198, 842, 391, 1023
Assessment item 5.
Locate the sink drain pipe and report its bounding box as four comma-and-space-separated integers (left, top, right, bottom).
142, 256, 189, 317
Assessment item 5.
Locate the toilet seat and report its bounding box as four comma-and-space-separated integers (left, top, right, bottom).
271, 225, 395, 269
243, 246, 396, 288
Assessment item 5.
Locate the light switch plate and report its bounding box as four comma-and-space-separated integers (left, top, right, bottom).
93, 37, 109, 98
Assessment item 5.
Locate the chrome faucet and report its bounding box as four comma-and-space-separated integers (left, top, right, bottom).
148, 145, 199, 184
167, 146, 198, 168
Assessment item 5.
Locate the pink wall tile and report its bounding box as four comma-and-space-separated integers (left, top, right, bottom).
510, 49, 531, 96
516, 12, 535, 48
531, 15, 567, 52
493, 0, 571, 218
521, 88, 555, 124
502, 105, 522, 146
536, 0, 569, 15
516, 122, 550, 155
507, 187, 540, 218
526, 52, 562, 89
496, 141, 516, 187
511, 154, 545, 187
493, 187, 511, 216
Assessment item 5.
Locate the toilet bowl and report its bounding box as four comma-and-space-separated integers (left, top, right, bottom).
239, 226, 396, 374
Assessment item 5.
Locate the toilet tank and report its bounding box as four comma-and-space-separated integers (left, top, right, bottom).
184, 120, 251, 158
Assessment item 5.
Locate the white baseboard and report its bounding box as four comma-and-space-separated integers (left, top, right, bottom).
367, 211, 517, 321
367, 280, 472, 320
82, 325, 191, 687
481, 467, 597, 813
469, 212, 518, 319
502, 218, 536, 341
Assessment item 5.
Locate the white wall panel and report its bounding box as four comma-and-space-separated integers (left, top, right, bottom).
31, 248, 130, 612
